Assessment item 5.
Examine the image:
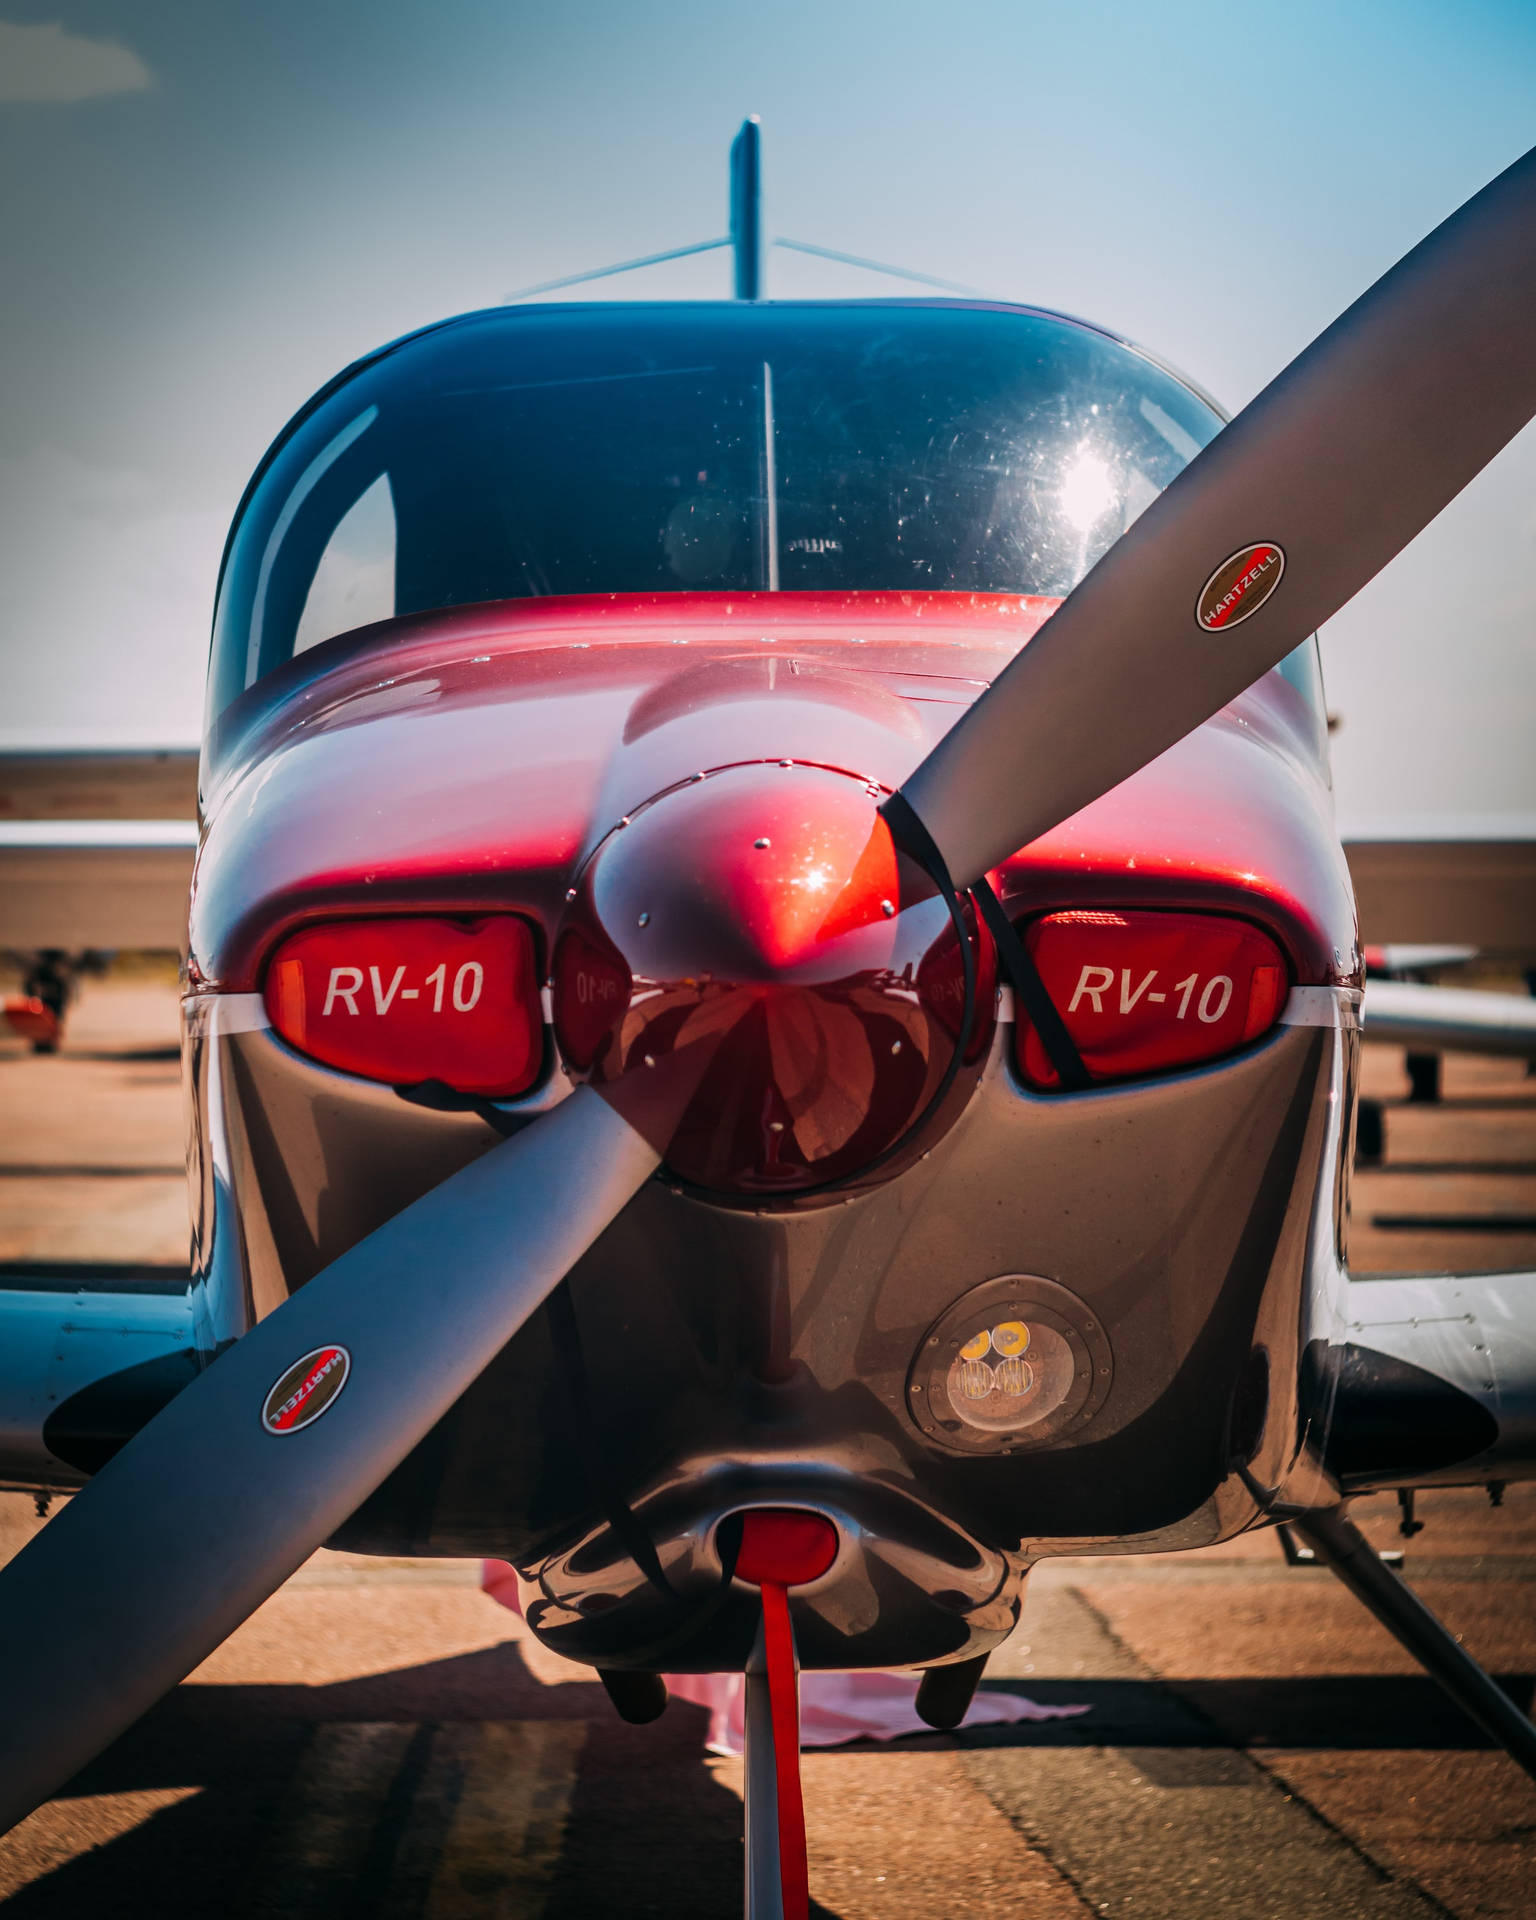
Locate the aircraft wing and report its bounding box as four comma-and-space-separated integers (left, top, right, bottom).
0, 749, 198, 823
1326, 1271, 1536, 1493
1342, 815, 1536, 953
1361, 979, 1536, 1057
1330, 825, 1536, 1492
0, 1265, 195, 1492
0, 823, 197, 952
0, 750, 198, 954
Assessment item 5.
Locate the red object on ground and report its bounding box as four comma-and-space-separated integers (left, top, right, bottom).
736, 1509, 839, 1920
2, 996, 59, 1048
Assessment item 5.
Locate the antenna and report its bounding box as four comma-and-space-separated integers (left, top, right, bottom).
773, 238, 984, 297
730, 117, 764, 300
503, 118, 987, 306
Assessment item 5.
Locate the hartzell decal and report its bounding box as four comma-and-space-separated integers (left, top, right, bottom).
261, 1344, 352, 1434
1195, 542, 1286, 632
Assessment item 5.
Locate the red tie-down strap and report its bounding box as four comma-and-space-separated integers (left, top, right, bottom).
736, 1509, 840, 1920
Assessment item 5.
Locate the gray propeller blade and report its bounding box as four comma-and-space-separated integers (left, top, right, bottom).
0, 1086, 657, 1836
898, 144, 1536, 888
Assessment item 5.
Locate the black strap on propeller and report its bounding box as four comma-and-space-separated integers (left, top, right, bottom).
881, 792, 1091, 1093
970, 878, 1092, 1092
395, 1079, 532, 1135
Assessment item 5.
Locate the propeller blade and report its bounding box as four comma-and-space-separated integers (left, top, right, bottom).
896, 145, 1536, 888
0, 1086, 658, 1835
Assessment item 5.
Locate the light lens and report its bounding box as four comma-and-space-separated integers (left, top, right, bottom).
943, 1319, 1076, 1432
990, 1320, 1030, 1357
264, 915, 541, 1096
957, 1359, 994, 1400
911, 1276, 1113, 1454
1014, 908, 1288, 1089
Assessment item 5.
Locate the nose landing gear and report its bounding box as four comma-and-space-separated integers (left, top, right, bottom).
735, 1509, 840, 1920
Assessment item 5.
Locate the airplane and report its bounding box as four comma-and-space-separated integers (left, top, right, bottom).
2, 119, 1536, 1918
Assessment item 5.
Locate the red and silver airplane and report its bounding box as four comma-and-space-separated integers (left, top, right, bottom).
3, 123, 1536, 1916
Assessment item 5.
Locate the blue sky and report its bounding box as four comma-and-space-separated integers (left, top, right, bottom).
0, 0, 1532, 824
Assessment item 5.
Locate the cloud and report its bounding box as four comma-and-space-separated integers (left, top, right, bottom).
0, 20, 153, 103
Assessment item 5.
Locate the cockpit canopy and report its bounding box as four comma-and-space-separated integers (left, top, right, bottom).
208, 301, 1298, 728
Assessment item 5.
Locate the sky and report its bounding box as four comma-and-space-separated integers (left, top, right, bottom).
0, 0, 1532, 828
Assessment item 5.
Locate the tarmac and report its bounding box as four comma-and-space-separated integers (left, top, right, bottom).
0, 972, 1533, 1918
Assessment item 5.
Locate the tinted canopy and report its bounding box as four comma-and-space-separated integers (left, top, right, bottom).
209, 301, 1228, 722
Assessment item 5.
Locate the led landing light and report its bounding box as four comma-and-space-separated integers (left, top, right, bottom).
909, 1276, 1112, 1455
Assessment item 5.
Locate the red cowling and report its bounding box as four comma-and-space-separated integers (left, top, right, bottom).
551, 762, 994, 1195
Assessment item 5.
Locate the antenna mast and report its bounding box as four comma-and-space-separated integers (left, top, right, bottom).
730, 117, 764, 300
504, 115, 984, 307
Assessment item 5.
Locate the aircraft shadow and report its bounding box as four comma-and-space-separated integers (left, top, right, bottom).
8, 1656, 1531, 1916
0, 1637, 841, 1919
967, 1671, 1536, 1752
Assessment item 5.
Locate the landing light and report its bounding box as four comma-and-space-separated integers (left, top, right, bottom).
945, 1319, 1072, 1433
910, 1276, 1112, 1455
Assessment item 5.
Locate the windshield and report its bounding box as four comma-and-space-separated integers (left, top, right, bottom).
209, 302, 1227, 722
